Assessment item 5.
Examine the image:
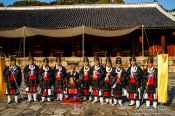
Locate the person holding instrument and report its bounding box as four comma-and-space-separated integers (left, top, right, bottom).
3, 56, 22, 104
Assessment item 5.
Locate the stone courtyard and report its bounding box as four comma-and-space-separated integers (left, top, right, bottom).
0, 98, 174, 116
0, 75, 174, 116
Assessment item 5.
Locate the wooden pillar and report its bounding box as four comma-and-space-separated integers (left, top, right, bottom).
161, 34, 165, 52
115, 38, 120, 56
82, 25, 84, 59
139, 35, 142, 56
93, 41, 99, 56
112, 39, 115, 57
132, 38, 135, 55
141, 25, 144, 57
23, 27, 26, 57
167, 44, 174, 56
28, 37, 32, 57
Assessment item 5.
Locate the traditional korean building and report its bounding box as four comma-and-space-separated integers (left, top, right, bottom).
0, 1, 175, 58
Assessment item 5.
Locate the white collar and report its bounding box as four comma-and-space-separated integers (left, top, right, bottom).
94, 65, 100, 70
43, 66, 49, 72
106, 66, 112, 73
147, 66, 154, 74
9, 65, 17, 71
84, 66, 90, 72
71, 71, 76, 76
56, 65, 62, 71
131, 65, 137, 73
116, 67, 122, 73
29, 64, 35, 70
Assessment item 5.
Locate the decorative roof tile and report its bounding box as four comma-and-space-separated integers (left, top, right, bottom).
0, 2, 175, 30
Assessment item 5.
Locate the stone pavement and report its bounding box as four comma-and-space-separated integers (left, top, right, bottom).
0, 76, 174, 116
0, 98, 174, 116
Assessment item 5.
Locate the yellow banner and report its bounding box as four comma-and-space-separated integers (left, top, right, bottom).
0, 57, 6, 97
158, 54, 168, 103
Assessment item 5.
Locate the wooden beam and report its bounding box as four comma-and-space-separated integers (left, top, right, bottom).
161, 34, 165, 52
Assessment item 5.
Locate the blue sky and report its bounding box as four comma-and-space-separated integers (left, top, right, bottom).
0, 0, 174, 10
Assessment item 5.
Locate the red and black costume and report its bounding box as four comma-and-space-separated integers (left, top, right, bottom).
24, 64, 39, 93
3, 56, 22, 104
103, 66, 112, 98
143, 56, 158, 109
126, 56, 143, 108
127, 65, 143, 100
102, 57, 113, 104
111, 67, 127, 100
110, 57, 127, 106
143, 67, 157, 100
91, 64, 105, 97
66, 70, 80, 98
53, 65, 67, 94
39, 58, 53, 101
79, 65, 92, 98
4, 65, 22, 96
91, 56, 105, 103
101, 65, 112, 104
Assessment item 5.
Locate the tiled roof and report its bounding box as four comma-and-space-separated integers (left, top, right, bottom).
170, 11, 175, 17
0, 2, 175, 30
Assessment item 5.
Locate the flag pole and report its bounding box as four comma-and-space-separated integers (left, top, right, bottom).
142, 25, 144, 57
23, 26, 26, 57
82, 25, 85, 60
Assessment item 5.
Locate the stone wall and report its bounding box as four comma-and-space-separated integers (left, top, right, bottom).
3, 56, 175, 72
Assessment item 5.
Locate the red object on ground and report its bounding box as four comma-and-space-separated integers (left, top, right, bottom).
62, 97, 82, 104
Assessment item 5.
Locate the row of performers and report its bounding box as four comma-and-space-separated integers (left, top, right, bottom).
3, 55, 157, 109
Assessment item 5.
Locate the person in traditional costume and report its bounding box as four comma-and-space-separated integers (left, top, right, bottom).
110, 57, 127, 106
79, 57, 92, 101
39, 57, 53, 102
53, 56, 67, 101
126, 55, 143, 108
24, 57, 39, 102
102, 57, 112, 104
3, 56, 22, 104
65, 65, 80, 99
91, 56, 105, 104
143, 56, 158, 109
